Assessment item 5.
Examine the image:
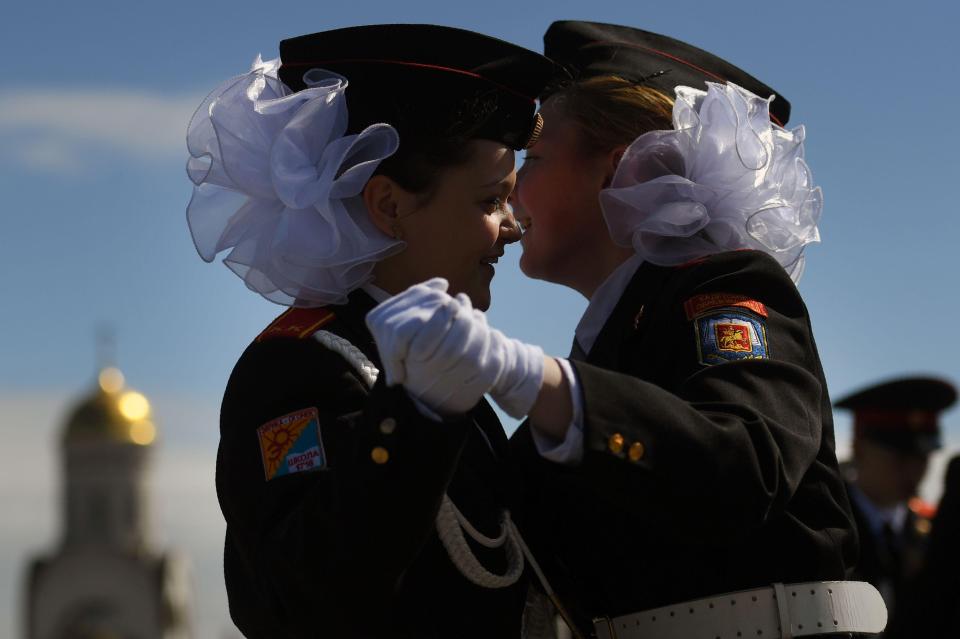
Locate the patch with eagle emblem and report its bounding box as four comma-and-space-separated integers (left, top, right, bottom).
694, 311, 768, 366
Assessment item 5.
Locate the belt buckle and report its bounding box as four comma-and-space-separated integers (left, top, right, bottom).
592, 616, 617, 639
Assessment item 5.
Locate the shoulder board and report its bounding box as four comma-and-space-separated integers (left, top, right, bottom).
908, 496, 937, 520
256, 307, 336, 343
683, 293, 768, 320
676, 256, 710, 269
676, 249, 759, 269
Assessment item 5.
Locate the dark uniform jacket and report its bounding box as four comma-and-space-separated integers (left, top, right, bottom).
845, 482, 930, 618
879, 458, 958, 638
511, 250, 859, 632
217, 290, 527, 638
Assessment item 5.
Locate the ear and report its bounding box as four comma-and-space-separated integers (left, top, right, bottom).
601, 144, 628, 189
362, 174, 403, 239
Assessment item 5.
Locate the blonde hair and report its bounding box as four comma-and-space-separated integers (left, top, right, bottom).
550, 75, 675, 155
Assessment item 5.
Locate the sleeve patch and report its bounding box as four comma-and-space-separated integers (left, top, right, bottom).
695, 311, 768, 366
257, 407, 327, 480
683, 293, 768, 320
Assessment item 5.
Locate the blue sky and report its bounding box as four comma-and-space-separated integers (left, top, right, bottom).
2, 1, 959, 637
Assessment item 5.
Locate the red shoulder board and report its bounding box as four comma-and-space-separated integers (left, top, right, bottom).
677, 256, 709, 269
683, 293, 768, 320
677, 249, 757, 269
256, 307, 336, 342
908, 496, 937, 520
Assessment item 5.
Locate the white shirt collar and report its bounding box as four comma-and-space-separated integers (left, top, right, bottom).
574, 254, 645, 356
361, 283, 391, 303
847, 483, 909, 536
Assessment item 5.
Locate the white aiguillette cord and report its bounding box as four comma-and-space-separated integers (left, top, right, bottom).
313, 330, 585, 637
313, 330, 522, 587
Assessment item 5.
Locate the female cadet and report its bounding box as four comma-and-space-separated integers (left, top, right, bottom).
366, 21, 887, 639
186, 25, 554, 638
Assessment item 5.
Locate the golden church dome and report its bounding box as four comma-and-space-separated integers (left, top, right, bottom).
63, 367, 157, 446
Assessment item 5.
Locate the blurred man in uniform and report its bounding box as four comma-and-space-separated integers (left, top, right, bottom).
835, 376, 957, 625
885, 453, 960, 637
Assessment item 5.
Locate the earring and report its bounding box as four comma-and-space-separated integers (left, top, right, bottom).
391, 222, 404, 241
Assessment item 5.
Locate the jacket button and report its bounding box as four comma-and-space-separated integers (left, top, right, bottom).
628, 441, 645, 462
371, 446, 390, 464
379, 417, 397, 435
608, 433, 625, 455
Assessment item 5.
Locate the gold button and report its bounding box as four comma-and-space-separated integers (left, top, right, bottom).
628, 441, 645, 462
379, 417, 397, 435
608, 433, 625, 455
371, 446, 390, 464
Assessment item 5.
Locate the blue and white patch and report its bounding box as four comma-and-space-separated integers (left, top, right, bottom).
694, 311, 768, 366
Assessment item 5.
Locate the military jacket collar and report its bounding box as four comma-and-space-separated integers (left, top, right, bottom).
323, 287, 383, 367
581, 259, 672, 371
575, 254, 644, 356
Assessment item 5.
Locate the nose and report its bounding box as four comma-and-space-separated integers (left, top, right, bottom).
507, 188, 528, 222
498, 206, 522, 245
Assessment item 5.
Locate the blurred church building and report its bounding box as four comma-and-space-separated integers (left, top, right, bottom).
23, 366, 193, 639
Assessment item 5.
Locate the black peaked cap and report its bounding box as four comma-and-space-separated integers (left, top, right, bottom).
835, 377, 958, 413
835, 377, 958, 453
544, 20, 791, 126
279, 24, 556, 150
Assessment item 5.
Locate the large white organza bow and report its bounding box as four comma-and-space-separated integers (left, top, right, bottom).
600, 82, 822, 283
186, 57, 402, 306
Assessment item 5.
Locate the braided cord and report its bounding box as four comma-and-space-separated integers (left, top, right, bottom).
313, 330, 379, 387
435, 493, 525, 588
311, 329, 524, 588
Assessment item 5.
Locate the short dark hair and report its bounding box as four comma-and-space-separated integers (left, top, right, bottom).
373, 133, 476, 196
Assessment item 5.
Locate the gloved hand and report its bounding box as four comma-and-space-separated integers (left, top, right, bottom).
365, 278, 545, 417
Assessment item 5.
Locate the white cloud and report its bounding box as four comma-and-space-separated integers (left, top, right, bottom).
15, 137, 85, 174
0, 88, 201, 172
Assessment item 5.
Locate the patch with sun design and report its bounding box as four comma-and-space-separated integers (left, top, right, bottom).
694, 311, 768, 366
257, 407, 327, 481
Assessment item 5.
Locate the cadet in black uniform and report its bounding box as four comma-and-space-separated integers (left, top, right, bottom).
508, 22, 864, 635
185, 25, 554, 638
366, 22, 883, 639
888, 454, 960, 638
834, 377, 957, 632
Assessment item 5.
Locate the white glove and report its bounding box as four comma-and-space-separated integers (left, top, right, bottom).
365, 278, 545, 417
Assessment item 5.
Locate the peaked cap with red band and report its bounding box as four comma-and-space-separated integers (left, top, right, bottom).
543, 20, 791, 126
279, 24, 556, 150
835, 376, 957, 454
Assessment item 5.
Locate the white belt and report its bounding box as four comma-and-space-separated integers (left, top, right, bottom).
592, 581, 887, 639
